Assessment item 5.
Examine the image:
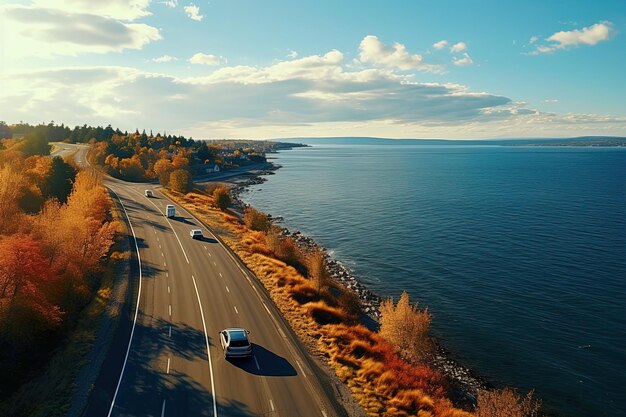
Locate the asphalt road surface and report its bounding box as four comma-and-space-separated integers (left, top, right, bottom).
58, 144, 346, 417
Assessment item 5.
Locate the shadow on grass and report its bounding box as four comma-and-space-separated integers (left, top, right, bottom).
226, 344, 296, 377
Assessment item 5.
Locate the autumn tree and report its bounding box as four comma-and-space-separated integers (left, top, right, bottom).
212, 185, 231, 210
42, 156, 76, 203
0, 234, 61, 325
308, 250, 329, 293
244, 206, 271, 231
21, 131, 50, 156
475, 388, 541, 417
154, 158, 174, 186
0, 165, 25, 234
379, 291, 432, 363
169, 169, 192, 193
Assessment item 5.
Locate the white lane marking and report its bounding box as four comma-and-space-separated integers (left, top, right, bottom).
296, 360, 307, 378
225, 286, 230, 293
213, 261, 217, 266
161, 252, 164, 258
166, 272, 169, 278
219, 272, 222, 278
164, 261, 167, 267
159, 244, 162, 249
168, 326, 171, 338
208, 252, 212, 257
233, 306, 238, 314
161, 400, 166, 417
166, 357, 171, 374
269, 399, 275, 412
129, 191, 191, 264
167, 285, 170, 294
169, 305, 172, 317
191, 275, 218, 417
321, 411, 328, 417
263, 303, 271, 315
107, 190, 143, 417
254, 356, 260, 371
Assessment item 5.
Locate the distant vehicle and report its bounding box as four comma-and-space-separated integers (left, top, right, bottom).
190, 229, 203, 239
144, 190, 153, 197
166, 205, 175, 218
219, 328, 252, 358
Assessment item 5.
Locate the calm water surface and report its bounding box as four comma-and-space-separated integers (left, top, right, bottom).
241, 144, 626, 417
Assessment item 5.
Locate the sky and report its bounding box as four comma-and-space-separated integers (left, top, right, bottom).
1, 0, 625, 139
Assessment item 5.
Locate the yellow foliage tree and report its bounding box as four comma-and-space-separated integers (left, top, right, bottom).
475, 388, 541, 417
379, 291, 432, 363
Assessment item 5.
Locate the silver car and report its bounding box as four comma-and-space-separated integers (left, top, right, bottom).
219, 328, 252, 358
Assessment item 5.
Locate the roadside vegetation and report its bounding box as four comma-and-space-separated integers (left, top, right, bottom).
0, 135, 119, 416
164, 186, 542, 417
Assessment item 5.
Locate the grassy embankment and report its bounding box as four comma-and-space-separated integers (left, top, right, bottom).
165, 187, 472, 417
0, 196, 130, 417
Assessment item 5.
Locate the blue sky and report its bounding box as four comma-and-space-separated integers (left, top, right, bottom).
1, 0, 625, 139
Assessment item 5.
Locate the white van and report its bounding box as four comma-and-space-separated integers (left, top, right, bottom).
166, 205, 175, 218
144, 190, 153, 198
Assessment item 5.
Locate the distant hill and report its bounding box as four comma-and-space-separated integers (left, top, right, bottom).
272, 136, 626, 147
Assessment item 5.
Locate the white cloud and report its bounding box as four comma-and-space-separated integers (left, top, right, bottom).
161, 0, 178, 8
153, 55, 178, 63
530, 21, 614, 54
358, 35, 443, 72
0, 6, 161, 59
544, 99, 559, 103
529, 35, 539, 44
453, 53, 474, 66
33, 0, 151, 20
287, 50, 298, 59
450, 42, 467, 53
184, 3, 203, 21
432, 40, 448, 50
189, 53, 226, 66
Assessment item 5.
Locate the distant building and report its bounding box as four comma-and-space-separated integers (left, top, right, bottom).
206, 164, 220, 173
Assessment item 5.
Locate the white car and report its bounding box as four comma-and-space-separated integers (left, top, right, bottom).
219, 328, 252, 358
190, 229, 203, 239
144, 190, 153, 197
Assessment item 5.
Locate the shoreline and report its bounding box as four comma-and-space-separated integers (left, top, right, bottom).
201, 158, 489, 407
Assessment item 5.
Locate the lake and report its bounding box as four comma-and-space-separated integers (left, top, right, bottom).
240, 143, 626, 417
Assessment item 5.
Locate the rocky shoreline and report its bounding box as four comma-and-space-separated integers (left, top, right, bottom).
226, 161, 488, 408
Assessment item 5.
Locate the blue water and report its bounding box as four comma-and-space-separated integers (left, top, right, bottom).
241, 143, 626, 417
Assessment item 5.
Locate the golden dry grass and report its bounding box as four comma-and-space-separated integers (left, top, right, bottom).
164, 189, 474, 417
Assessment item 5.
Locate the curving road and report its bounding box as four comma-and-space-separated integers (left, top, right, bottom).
58, 144, 346, 417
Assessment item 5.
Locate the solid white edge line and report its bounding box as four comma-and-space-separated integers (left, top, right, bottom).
191, 275, 218, 417
107, 190, 143, 417
296, 360, 307, 378
321, 411, 328, 417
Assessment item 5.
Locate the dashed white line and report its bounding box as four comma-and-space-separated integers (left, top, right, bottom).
219, 272, 222, 278
159, 244, 162, 249
164, 261, 167, 267
263, 303, 271, 315
166, 272, 169, 278
225, 286, 230, 293
321, 411, 328, 417
161, 252, 164, 258
167, 285, 170, 294
234, 306, 239, 314
168, 326, 171, 338
213, 261, 217, 266
208, 252, 212, 257
254, 356, 260, 371
269, 399, 275, 412
161, 400, 166, 417
168, 305, 172, 317
166, 357, 171, 374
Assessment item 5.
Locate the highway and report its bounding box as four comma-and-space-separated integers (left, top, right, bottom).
59, 145, 346, 417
